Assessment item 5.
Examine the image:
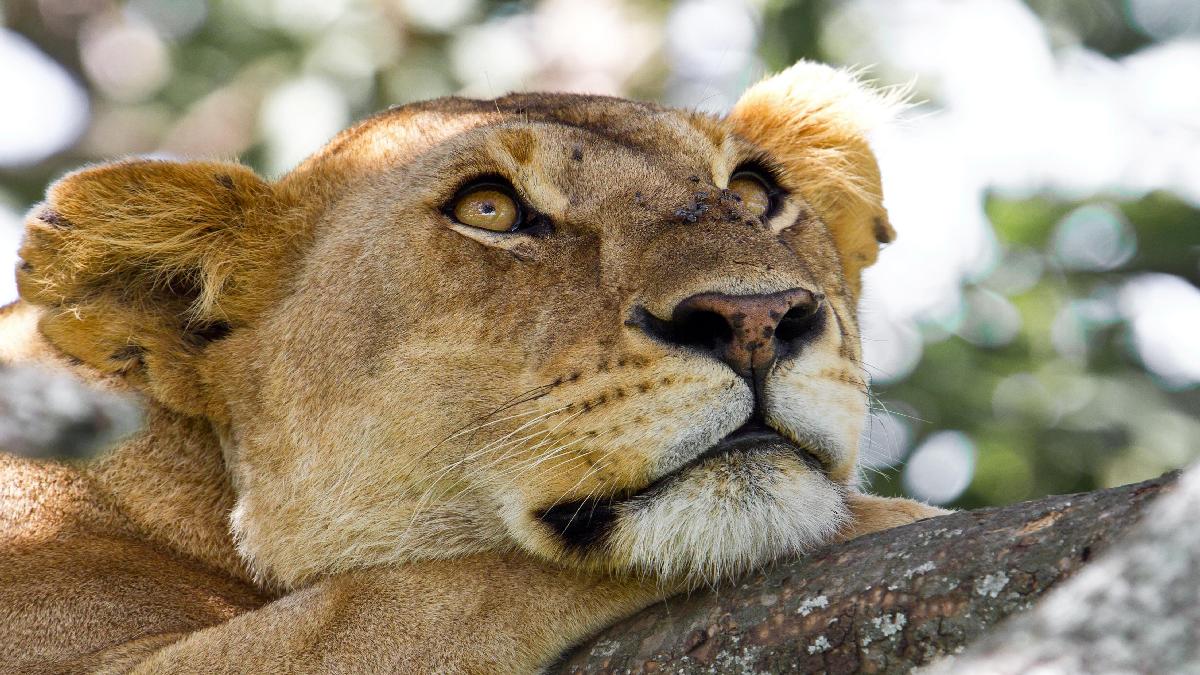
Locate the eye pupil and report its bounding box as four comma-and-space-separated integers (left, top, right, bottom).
450, 184, 522, 232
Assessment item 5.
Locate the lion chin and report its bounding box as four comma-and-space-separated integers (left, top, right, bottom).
611, 453, 847, 584
529, 421, 849, 584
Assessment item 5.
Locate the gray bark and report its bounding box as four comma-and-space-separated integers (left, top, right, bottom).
923, 466, 1200, 674
554, 473, 1177, 674
0, 363, 141, 459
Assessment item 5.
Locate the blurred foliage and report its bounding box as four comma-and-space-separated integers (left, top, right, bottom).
0, 0, 1197, 509
873, 189, 1200, 508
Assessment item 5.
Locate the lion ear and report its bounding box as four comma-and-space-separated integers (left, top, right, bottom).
16, 159, 296, 415
727, 61, 905, 295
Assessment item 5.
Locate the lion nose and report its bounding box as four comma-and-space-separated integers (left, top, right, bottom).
633, 289, 826, 377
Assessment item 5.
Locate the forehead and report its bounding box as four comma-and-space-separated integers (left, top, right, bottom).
482, 93, 731, 161
295, 94, 747, 194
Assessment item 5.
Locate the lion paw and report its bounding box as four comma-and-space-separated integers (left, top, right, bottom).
837, 493, 951, 542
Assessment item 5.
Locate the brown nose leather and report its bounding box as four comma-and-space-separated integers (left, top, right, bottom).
665, 288, 824, 377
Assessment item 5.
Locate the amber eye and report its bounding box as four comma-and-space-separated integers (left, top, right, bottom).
451, 184, 521, 232
727, 171, 774, 218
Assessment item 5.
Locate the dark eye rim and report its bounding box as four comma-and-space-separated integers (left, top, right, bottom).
728, 161, 785, 219
442, 175, 550, 235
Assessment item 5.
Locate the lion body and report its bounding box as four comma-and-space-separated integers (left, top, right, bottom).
0, 302, 266, 672
0, 62, 943, 672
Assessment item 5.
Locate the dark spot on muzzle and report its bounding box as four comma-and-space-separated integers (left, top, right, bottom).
536, 498, 620, 551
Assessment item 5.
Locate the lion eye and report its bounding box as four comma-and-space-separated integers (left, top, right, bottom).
451, 185, 521, 232
727, 171, 774, 218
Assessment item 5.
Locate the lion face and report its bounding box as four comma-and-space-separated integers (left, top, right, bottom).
16, 63, 901, 587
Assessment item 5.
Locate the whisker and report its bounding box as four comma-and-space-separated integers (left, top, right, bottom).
427, 406, 596, 510
398, 406, 572, 533
867, 397, 929, 425
488, 432, 594, 483
417, 405, 571, 483
556, 484, 603, 536
443, 405, 559, 443
411, 382, 559, 465
465, 409, 586, 478
538, 437, 627, 516
483, 417, 623, 490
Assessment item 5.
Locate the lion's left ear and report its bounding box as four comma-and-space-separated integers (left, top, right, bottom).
17, 159, 300, 416
727, 61, 904, 295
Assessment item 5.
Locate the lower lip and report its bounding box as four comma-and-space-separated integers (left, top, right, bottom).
693, 427, 825, 473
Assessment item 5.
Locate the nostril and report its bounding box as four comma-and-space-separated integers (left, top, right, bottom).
628, 306, 733, 350
775, 296, 825, 344
670, 309, 733, 350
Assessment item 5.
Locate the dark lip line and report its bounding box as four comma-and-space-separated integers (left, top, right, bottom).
618, 417, 826, 505
688, 418, 825, 474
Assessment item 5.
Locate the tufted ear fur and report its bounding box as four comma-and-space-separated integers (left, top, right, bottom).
727, 61, 906, 296
16, 159, 299, 417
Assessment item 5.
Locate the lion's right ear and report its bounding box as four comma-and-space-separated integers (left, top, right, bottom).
16, 159, 299, 416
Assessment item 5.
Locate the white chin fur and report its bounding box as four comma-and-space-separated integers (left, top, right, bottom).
606, 452, 847, 584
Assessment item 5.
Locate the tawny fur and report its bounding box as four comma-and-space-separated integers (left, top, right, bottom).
727, 62, 908, 295
1, 62, 946, 673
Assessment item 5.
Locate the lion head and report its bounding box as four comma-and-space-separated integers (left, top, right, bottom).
17, 62, 904, 587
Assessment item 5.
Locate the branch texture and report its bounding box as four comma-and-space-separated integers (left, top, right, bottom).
926, 466, 1200, 674
555, 474, 1176, 674
0, 363, 141, 460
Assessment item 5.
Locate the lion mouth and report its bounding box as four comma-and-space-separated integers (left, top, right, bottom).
535, 418, 825, 549
686, 418, 825, 473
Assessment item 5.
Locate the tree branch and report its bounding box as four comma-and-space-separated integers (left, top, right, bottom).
0, 363, 141, 460
555, 473, 1177, 674
925, 466, 1200, 674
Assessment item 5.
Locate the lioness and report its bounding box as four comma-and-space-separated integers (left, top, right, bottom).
0, 61, 943, 673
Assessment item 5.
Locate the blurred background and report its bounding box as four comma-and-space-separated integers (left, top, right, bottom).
1, 0, 1197, 509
